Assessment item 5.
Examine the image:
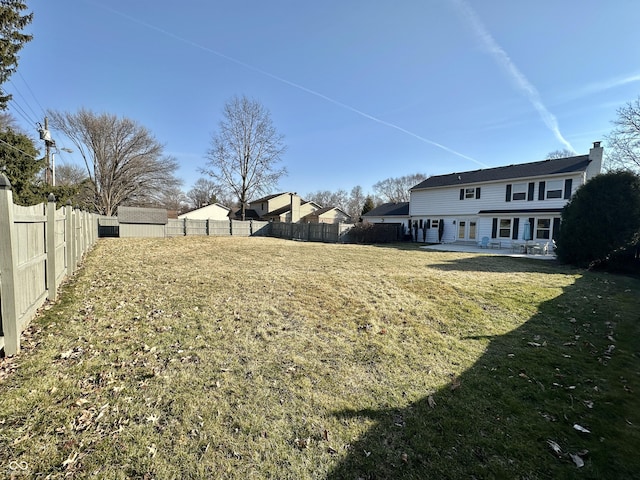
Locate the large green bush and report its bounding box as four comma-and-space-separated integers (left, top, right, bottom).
556, 171, 640, 269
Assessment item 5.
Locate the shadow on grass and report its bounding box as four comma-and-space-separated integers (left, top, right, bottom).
426, 254, 564, 274
327, 271, 640, 479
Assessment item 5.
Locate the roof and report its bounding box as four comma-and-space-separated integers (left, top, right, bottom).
363, 202, 410, 217
229, 207, 260, 219
304, 206, 350, 217
411, 155, 591, 190
249, 192, 292, 204
117, 206, 168, 224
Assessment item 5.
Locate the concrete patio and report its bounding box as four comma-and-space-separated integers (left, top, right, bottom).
420, 242, 557, 260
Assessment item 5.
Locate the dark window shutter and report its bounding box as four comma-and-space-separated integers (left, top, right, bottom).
512, 218, 520, 240
528, 217, 535, 240
426, 219, 431, 229
564, 179, 573, 199
552, 218, 561, 240
527, 182, 535, 201
491, 218, 498, 238
505, 184, 512, 202
460, 188, 464, 200
538, 181, 546, 200
476, 187, 481, 199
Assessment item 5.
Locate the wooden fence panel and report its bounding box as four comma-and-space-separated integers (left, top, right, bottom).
231, 220, 251, 237
208, 220, 231, 236
185, 219, 207, 236
13, 204, 48, 334
165, 219, 185, 237
55, 206, 67, 285
0, 177, 99, 355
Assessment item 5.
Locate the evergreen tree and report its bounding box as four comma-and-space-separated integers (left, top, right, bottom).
556, 171, 640, 268
0, 1, 33, 109
361, 196, 375, 216
0, 128, 42, 204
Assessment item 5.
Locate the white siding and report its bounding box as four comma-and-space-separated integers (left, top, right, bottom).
179, 204, 230, 221
410, 172, 585, 217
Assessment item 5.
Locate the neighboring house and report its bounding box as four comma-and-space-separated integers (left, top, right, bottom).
178, 203, 230, 221
409, 142, 603, 245
302, 206, 352, 224
117, 206, 168, 238
235, 192, 320, 223
362, 202, 410, 231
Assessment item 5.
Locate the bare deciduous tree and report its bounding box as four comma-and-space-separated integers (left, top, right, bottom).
187, 177, 229, 209
546, 149, 576, 159
48, 109, 181, 215
346, 185, 366, 222
55, 162, 88, 186
202, 96, 287, 220
306, 189, 348, 210
606, 96, 640, 173
373, 173, 428, 203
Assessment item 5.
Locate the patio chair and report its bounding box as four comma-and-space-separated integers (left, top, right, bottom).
478, 236, 490, 248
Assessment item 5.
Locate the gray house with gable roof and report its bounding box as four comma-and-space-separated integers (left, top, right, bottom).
409, 142, 603, 245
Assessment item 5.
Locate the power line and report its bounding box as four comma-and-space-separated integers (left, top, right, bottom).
0, 136, 38, 159
9, 78, 41, 121
7, 97, 37, 126
17, 71, 46, 117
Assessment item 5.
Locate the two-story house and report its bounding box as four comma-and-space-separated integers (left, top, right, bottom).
409, 142, 603, 245
242, 192, 322, 223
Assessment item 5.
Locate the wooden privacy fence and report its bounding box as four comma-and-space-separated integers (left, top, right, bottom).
0, 175, 99, 355
164, 218, 352, 242
270, 222, 352, 243
164, 218, 272, 237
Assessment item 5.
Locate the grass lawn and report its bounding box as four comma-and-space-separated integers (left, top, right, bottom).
0, 236, 638, 479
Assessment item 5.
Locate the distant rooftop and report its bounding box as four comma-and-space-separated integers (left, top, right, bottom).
363, 202, 410, 217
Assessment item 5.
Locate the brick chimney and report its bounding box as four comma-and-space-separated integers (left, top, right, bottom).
586, 141, 603, 180
289, 193, 301, 223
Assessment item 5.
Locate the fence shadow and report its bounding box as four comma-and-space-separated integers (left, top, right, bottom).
326, 271, 640, 479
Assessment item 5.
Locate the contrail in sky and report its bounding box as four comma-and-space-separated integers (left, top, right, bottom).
88, 1, 488, 168
451, 0, 575, 153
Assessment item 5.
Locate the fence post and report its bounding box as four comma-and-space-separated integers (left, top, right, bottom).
67, 203, 78, 273
0, 174, 20, 355
46, 194, 58, 302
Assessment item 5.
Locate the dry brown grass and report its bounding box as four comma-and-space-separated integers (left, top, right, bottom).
0, 236, 638, 479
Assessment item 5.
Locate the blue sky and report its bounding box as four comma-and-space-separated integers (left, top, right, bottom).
7, 0, 640, 198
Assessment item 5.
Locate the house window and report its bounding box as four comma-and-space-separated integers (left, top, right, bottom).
536, 218, 551, 239
546, 180, 563, 199
499, 219, 512, 238
469, 221, 477, 239
431, 219, 439, 229
512, 183, 527, 201
460, 187, 481, 200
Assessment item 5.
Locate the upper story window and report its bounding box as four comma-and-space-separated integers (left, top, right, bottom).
459, 187, 481, 200
546, 180, 563, 199
512, 183, 527, 201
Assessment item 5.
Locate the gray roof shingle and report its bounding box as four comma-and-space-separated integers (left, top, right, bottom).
117, 206, 168, 224
411, 155, 591, 190
363, 202, 409, 217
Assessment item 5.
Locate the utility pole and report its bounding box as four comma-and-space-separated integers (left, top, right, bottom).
39, 117, 55, 185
